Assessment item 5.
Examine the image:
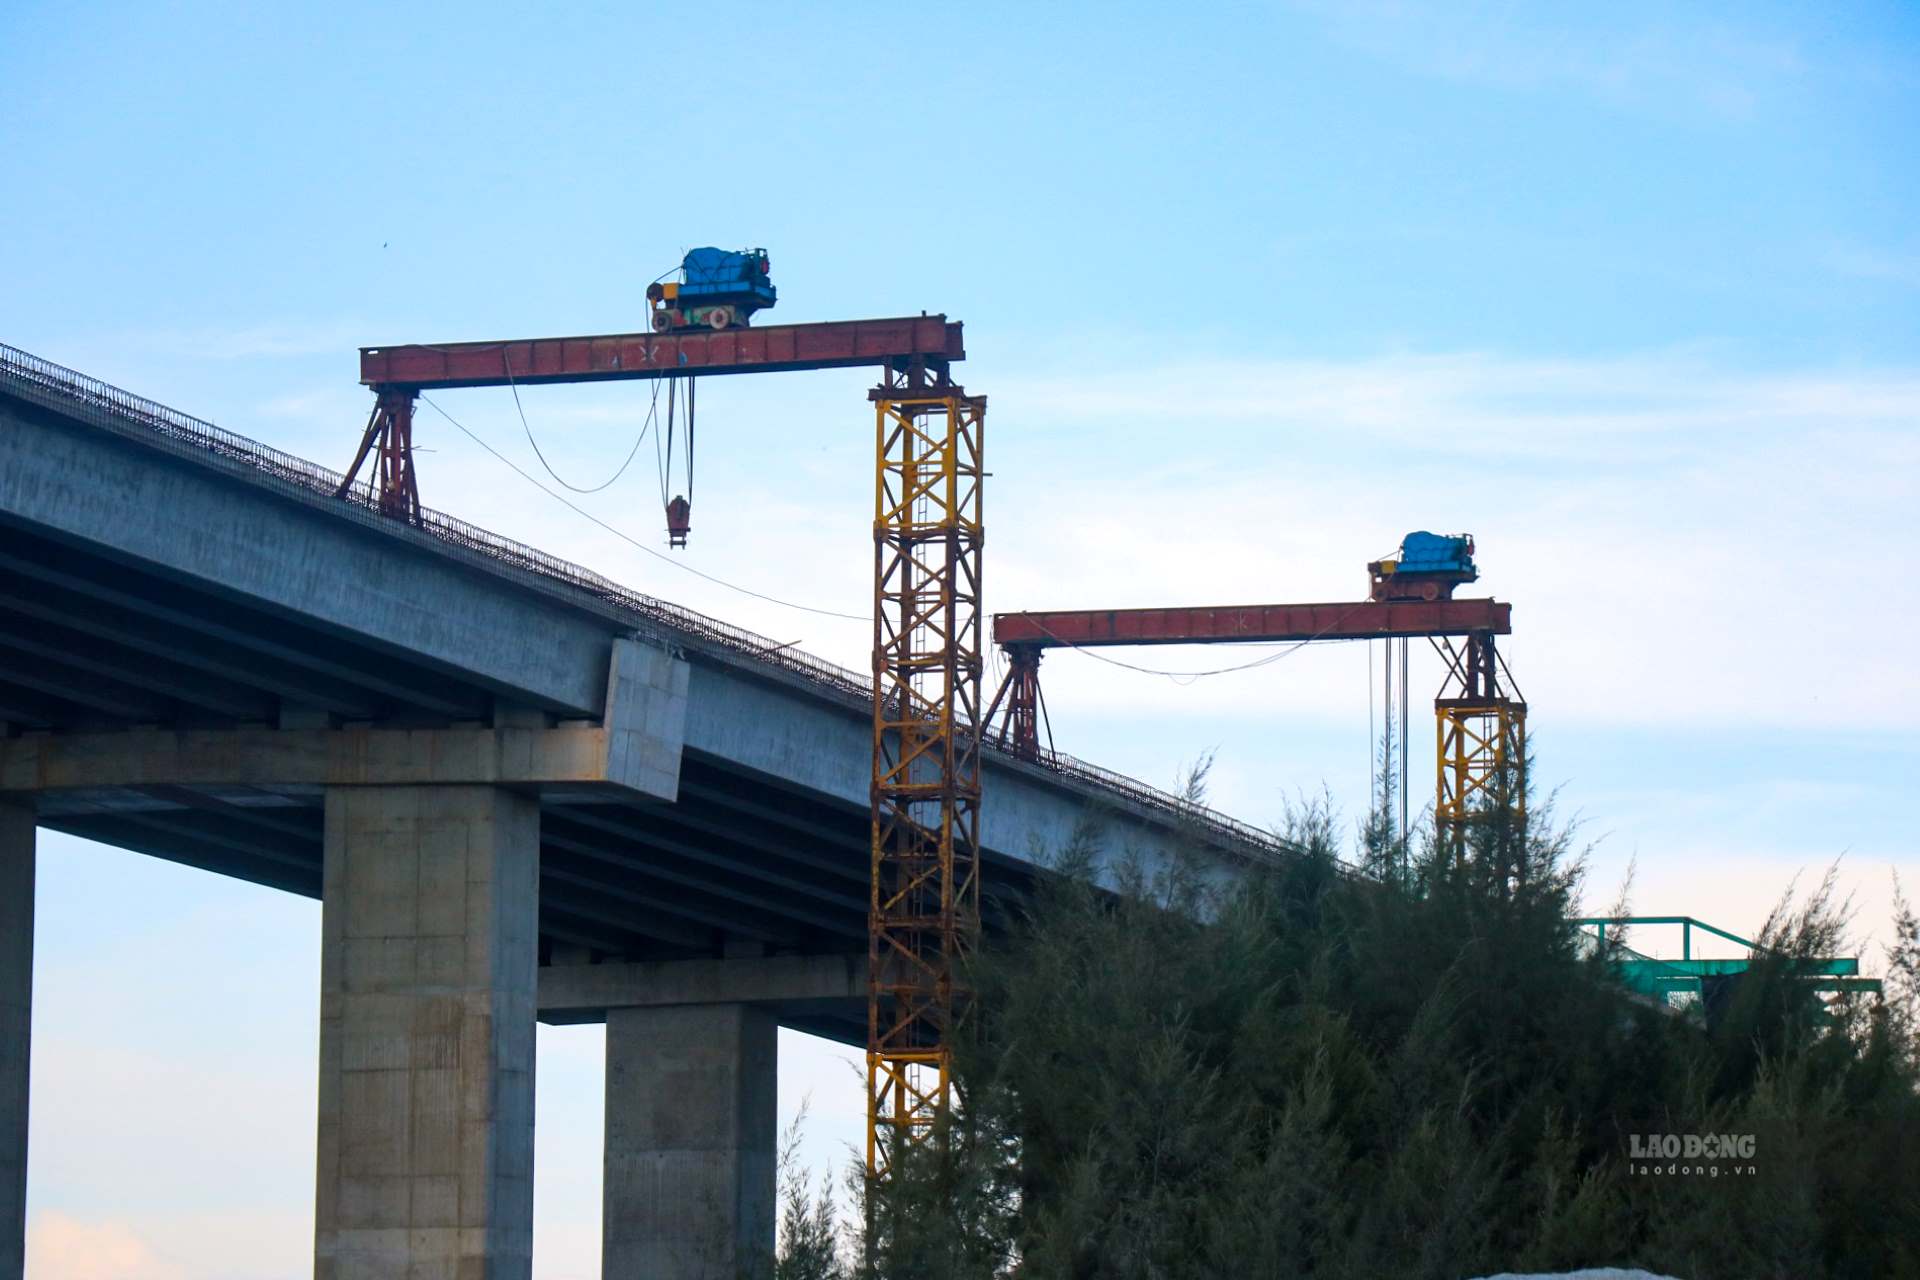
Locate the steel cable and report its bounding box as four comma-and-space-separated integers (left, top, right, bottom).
420, 393, 865, 621
501, 353, 657, 494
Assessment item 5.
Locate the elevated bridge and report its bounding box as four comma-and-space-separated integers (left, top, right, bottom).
0, 344, 1292, 1279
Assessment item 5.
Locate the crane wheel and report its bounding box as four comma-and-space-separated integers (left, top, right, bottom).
650, 310, 674, 333
707, 307, 732, 330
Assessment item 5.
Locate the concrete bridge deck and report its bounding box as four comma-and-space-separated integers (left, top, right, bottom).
0, 342, 1293, 1277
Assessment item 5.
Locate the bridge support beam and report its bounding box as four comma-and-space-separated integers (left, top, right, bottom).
0, 802, 30, 1280
538, 952, 866, 1024
603, 1003, 777, 1280
315, 786, 539, 1280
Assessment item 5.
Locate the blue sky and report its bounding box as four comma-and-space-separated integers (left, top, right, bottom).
5, 2, 1917, 1276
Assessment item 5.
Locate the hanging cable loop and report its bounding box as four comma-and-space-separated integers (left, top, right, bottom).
502, 351, 655, 494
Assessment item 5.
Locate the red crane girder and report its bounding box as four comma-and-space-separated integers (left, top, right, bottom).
993, 597, 1511, 649
986, 597, 1512, 763
359, 315, 964, 390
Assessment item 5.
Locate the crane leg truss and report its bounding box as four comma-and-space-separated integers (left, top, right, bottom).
1433, 630, 1527, 858
984, 643, 1044, 762
867, 367, 984, 1178
335, 388, 422, 523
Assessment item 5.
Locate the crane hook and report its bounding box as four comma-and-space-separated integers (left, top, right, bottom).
665, 494, 691, 548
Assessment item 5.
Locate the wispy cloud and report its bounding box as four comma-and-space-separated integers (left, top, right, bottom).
1290, 2, 1805, 119
995, 348, 1920, 460
980, 347, 1920, 735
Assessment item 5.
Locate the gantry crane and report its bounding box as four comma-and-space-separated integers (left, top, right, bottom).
986, 534, 1525, 858
336, 303, 982, 1181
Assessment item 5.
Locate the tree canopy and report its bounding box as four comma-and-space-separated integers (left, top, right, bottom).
784, 760, 1920, 1280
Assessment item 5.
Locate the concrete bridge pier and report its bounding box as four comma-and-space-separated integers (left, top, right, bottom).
540, 953, 865, 1280
315, 785, 540, 1280
0, 802, 30, 1280
603, 1002, 777, 1280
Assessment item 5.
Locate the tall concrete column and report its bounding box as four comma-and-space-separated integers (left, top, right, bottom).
604, 1003, 777, 1280
0, 803, 31, 1280
315, 786, 539, 1280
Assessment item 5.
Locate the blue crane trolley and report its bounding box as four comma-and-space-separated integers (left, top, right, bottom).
646, 247, 776, 332
1368, 531, 1478, 602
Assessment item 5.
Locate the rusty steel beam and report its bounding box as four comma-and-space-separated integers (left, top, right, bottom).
360, 315, 965, 390
993, 597, 1511, 649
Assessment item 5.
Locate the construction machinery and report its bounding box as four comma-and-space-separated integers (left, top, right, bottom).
336, 294, 980, 1184
1368, 531, 1477, 601
988, 534, 1524, 857
1576, 916, 1881, 1014
646, 247, 777, 332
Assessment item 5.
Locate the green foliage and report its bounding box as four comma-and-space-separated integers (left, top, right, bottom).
773, 1102, 844, 1280
792, 758, 1920, 1280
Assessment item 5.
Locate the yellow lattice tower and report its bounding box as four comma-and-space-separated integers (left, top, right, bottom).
1434, 630, 1527, 861
867, 369, 984, 1179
